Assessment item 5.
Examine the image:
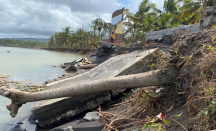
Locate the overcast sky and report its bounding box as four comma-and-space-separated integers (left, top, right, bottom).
0, 0, 164, 38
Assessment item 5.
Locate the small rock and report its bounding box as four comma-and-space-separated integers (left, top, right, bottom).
17, 122, 23, 125
65, 65, 77, 71
200, 6, 216, 28
11, 125, 26, 131
83, 112, 100, 122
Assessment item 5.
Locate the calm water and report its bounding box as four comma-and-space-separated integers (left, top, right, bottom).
0, 46, 82, 130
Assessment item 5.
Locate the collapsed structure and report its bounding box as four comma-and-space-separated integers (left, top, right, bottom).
99, 8, 129, 48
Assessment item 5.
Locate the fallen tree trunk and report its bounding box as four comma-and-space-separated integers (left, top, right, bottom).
0, 67, 179, 117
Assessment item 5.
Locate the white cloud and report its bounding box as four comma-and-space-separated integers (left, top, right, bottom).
0, 0, 122, 38
0, 0, 163, 38
127, 0, 164, 14
150, 0, 164, 11
128, 0, 142, 13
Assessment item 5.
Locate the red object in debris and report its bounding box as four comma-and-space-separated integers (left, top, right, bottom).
161, 113, 164, 120
157, 113, 164, 120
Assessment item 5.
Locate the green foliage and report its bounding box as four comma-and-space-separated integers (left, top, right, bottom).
162, 119, 171, 124
200, 100, 216, 116
176, 0, 216, 25
163, 0, 178, 13
123, 92, 132, 101
206, 45, 216, 53
122, 0, 216, 44
123, 0, 162, 43
141, 116, 164, 131
90, 18, 105, 37
48, 26, 99, 49
212, 25, 216, 30
0, 39, 47, 48
142, 123, 164, 131
48, 17, 104, 49
49, 0, 216, 47
177, 1, 202, 24
211, 34, 216, 44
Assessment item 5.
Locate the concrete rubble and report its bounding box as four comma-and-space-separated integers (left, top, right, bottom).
145, 6, 216, 45
200, 6, 216, 28
32, 48, 160, 128
145, 24, 201, 45
83, 112, 100, 122
63, 57, 94, 71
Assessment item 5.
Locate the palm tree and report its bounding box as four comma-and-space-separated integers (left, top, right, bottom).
124, 21, 137, 39
127, 0, 161, 40
163, 0, 178, 13
62, 27, 71, 35
177, 0, 216, 24
96, 19, 104, 38
90, 18, 104, 38
61, 27, 72, 47
48, 35, 55, 48
137, 0, 161, 25
178, 1, 202, 24
142, 12, 160, 31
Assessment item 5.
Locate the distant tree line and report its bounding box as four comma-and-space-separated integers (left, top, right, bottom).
0, 38, 48, 49
48, 18, 104, 49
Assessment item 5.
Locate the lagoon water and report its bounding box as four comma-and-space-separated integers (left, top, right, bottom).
0, 46, 82, 130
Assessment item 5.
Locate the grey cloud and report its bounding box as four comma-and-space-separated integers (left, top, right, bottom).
0, 0, 129, 38
0, 4, 5, 11
35, 0, 121, 13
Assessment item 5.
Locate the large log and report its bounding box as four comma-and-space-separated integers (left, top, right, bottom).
0, 67, 179, 118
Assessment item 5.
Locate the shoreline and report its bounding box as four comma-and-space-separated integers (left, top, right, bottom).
0, 46, 95, 56
44, 48, 95, 55
2, 45, 147, 131
0, 47, 87, 131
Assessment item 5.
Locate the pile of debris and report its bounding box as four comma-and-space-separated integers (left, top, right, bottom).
98, 29, 216, 131
61, 57, 98, 71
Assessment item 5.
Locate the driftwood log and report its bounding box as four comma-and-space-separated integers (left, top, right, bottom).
0, 67, 179, 117
80, 64, 98, 69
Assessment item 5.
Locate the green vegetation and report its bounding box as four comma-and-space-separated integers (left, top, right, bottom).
0, 38, 47, 48
48, 0, 216, 48
48, 18, 105, 49
123, 0, 216, 43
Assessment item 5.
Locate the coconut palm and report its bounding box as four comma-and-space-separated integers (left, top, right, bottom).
124, 21, 137, 39
163, 0, 178, 13
178, 1, 202, 24
62, 27, 72, 35
131, 0, 161, 26
125, 0, 161, 41
177, 0, 216, 24
90, 18, 104, 38
48, 36, 55, 48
